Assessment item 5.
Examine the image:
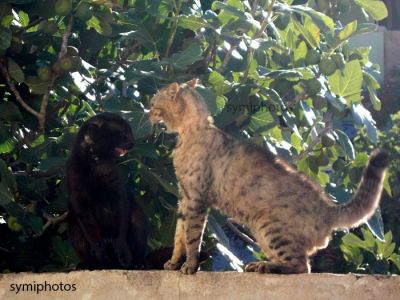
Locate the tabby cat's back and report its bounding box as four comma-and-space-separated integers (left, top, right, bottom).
149, 79, 389, 274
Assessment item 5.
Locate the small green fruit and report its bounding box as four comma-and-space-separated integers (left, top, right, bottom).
316, 0, 330, 11
305, 49, 321, 65
321, 133, 336, 147
332, 159, 345, 172
304, 79, 322, 96
270, 79, 291, 95
308, 156, 320, 173
275, 14, 290, 30
319, 58, 337, 76
317, 152, 329, 166
37, 66, 52, 81
59, 55, 74, 72
7, 216, 23, 233
55, 0, 72, 16
42, 20, 58, 34
76, 2, 93, 21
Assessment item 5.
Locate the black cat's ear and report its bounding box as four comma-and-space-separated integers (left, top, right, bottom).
184, 78, 198, 88
167, 82, 180, 100
87, 116, 104, 128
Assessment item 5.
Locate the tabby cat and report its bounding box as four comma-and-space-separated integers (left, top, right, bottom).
149, 79, 389, 274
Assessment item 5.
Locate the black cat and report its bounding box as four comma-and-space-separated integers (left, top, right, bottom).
67, 112, 147, 269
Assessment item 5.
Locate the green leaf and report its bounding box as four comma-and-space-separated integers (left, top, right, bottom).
354, 0, 388, 21
328, 60, 363, 103
353, 152, 368, 167
197, 87, 226, 115
120, 30, 156, 51
7, 58, 25, 83
342, 233, 366, 249
363, 71, 381, 110
351, 103, 377, 143
334, 129, 355, 160
0, 158, 17, 192
248, 110, 276, 133
0, 27, 12, 50
292, 17, 320, 49
383, 171, 392, 197
18, 10, 29, 27
367, 87, 381, 111
1, 15, 13, 28
160, 42, 203, 71
25, 76, 50, 94
0, 102, 23, 122
208, 71, 231, 95
389, 254, 400, 270
177, 16, 210, 31
317, 171, 329, 187
86, 16, 112, 36
0, 182, 24, 217
338, 20, 357, 42
363, 71, 380, 89
0, 128, 15, 154
293, 40, 307, 62
38, 157, 66, 172
288, 4, 334, 31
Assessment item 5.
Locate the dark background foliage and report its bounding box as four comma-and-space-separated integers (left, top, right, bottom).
0, 0, 399, 274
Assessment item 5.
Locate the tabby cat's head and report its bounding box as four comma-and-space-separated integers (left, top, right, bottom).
149, 79, 211, 133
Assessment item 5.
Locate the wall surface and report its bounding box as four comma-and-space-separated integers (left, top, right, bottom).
0, 271, 399, 300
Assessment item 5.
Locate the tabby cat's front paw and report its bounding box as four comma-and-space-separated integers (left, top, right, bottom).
245, 261, 269, 273
180, 262, 198, 275
163, 259, 181, 270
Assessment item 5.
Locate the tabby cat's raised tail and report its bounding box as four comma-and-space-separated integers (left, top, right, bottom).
332, 149, 389, 229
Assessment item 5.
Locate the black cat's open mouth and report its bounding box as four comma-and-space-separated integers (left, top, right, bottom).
115, 147, 129, 157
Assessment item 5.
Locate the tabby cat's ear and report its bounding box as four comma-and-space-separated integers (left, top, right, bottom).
185, 78, 198, 88
167, 82, 180, 100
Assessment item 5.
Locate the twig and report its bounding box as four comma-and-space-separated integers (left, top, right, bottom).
218, 45, 237, 74
38, 15, 73, 131
39, 212, 68, 236
0, 62, 40, 118
23, 17, 44, 32
0, 246, 10, 253
294, 113, 332, 161
58, 15, 74, 59
251, 0, 259, 15
226, 219, 260, 250
13, 168, 64, 178
82, 42, 140, 95
38, 76, 57, 131
242, 0, 276, 83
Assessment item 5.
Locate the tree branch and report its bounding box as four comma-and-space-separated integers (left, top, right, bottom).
38, 15, 73, 131
38, 212, 69, 236
0, 61, 40, 118
226, 218, 260, 250
294, 113, 332, 161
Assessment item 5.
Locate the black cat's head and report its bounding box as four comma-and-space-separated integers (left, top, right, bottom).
77, 112, 135, 160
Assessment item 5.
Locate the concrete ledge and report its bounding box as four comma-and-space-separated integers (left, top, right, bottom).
0, 271, 399, 300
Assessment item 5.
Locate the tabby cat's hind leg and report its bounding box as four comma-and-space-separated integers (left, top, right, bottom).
247, 226, 311, 274
244, 255, 310, 274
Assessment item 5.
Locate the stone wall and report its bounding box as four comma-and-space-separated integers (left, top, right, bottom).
0, 271, 399, 300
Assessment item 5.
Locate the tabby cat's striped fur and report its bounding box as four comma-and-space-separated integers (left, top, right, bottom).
149, 79, 389, 274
